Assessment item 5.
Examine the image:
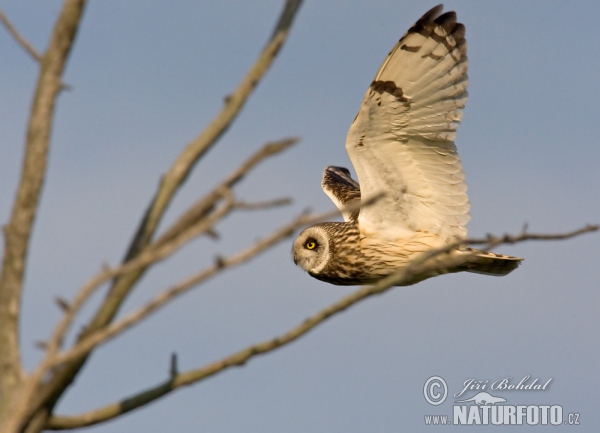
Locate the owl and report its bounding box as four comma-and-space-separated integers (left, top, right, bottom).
292, 5, 522, 286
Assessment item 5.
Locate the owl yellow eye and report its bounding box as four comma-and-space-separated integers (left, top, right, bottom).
305, 240, 317, 250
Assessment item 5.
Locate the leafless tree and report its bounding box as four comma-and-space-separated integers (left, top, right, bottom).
0, 1, 596, 432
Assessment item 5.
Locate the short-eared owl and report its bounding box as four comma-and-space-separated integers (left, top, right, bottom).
293, 5, 522, 286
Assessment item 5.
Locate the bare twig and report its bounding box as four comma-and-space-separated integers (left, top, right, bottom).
154, 138, 297, 248
45, 223, 597, 429
234, 197, 292, 210
0, 1, 87, 431
54, 297, 70, 312
476, 223, 598, 245
0, 8, 71, 91
170, 353, 178, 378
0, 8, 42, 62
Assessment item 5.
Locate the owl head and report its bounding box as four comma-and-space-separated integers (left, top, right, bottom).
292, 225, 333, 275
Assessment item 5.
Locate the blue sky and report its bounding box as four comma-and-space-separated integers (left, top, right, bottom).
1, 1, 599, 431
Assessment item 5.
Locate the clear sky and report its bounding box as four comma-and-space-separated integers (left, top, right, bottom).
1, 1, 599, 431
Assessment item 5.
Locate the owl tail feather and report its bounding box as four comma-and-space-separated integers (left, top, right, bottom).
457, 248, 523, 276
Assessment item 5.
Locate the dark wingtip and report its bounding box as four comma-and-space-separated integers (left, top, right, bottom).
404, 5, 466, 49
323, 166, 359, 189
422, 4, 444, 23
410, 4, 444, 34
435, 11, 457, 33
452, 23, 466, 47
324, 166, 351, 177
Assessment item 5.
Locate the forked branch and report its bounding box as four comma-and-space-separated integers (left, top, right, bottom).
0, 8, 42, 62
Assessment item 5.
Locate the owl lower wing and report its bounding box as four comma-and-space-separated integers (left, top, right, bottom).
345, 5, 470, 243
321, 166, 361, 223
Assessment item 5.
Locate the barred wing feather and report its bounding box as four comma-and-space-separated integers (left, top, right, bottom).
346, 5, 470, 243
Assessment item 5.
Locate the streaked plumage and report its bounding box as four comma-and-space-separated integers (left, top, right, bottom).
292, 5, 522, 286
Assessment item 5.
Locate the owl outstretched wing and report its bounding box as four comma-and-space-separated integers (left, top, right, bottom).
346, 5, 470, 243
321, 166, 361, 223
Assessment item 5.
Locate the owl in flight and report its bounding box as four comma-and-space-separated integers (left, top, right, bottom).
292, 5, 522, 285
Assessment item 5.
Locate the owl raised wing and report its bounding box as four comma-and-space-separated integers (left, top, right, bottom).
345, 4, 470, 243
293, 5, 522, 286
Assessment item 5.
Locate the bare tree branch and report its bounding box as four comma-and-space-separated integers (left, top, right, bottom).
19, 2, 305, 425
15, 206, 327, 432
471, 223, 598, 245
38, 138, 297, 371
7, 185, 236, 433
123, 0, 303, 263
9, 190, 234, 427
154, 138, 297, 248
0, 1, 87, 431
19, 205, 331, 421
0, 8, 42, 62
46, 209, 332, 369
47, 190, 235, 357
75, 0, 304, 341
17, 162, 299, 430
44, 224, 597, 429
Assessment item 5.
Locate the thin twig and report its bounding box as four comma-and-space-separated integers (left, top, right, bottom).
475, 224, 598, 245
234, 197, 292, 210
0, 8, 42, 62
45, 223, 597, 429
